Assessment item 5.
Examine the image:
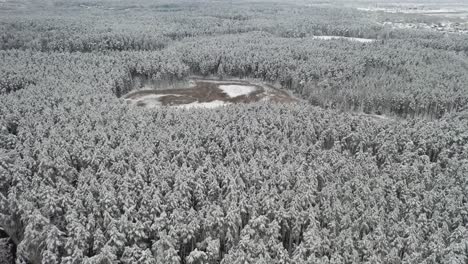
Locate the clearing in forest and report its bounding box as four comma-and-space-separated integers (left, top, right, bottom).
123, 78, 297, 109
312, 36, 375, 43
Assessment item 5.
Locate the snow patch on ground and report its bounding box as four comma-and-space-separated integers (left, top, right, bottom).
360, 113, 395, 122
218, 85, 257, 98
357, 7, 468, 14
138, 99, 161, 109
125, 94, 181, 108
175, 100, 230, 109
313, 36, 375, 43
138, 94, 176, 100
188, 80, 197, 88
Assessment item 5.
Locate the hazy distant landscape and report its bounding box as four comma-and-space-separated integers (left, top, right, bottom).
0, 0, 467, 263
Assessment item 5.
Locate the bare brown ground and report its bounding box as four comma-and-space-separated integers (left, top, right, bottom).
124, 79, 298, 108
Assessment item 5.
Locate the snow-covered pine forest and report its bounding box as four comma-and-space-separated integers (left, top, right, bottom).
0, 0, 467, 263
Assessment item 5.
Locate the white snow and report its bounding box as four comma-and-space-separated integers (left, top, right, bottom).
357, 7, 468, 14
175, 100, 230, 109
188, 80, 197, 88
140, 100, 161, 108
127, 96, 229, 109
136, 94, 169, 100
313, 36, 375, 43
125, 94, 181, 108
219, 85, 257, 98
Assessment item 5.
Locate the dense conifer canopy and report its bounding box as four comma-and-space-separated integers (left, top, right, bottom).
0, 0, 467, 263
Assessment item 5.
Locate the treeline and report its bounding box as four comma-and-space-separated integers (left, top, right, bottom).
3, 1, 468, 53
0, 18, 170, 52
0, 50, 188, 97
